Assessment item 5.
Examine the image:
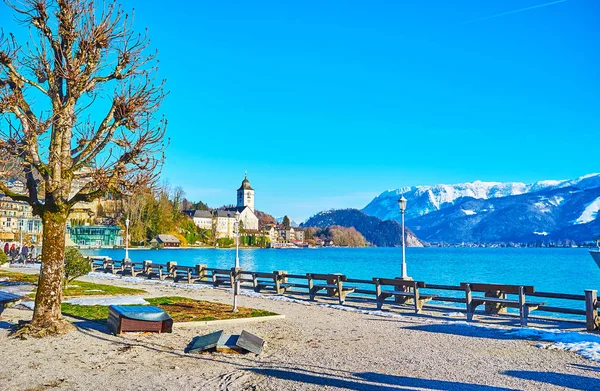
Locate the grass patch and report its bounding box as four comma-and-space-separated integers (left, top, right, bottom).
61, 303, 109, 321
0, 270, 145, 297
146, 296, 278, 322
61, 280, 146, 297
61, 296, 278, 323
0, 270, 39, 283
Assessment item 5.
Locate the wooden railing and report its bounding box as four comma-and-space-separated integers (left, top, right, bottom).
86, 257, 600, 332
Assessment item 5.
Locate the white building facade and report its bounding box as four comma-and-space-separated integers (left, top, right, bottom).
187, 175, 259, 239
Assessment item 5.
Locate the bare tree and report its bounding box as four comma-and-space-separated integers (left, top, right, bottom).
0, 0, 166, 335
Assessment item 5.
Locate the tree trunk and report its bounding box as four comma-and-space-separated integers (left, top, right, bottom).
29, 210, 74, 334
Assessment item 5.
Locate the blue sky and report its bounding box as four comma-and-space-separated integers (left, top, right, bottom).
1, 1, 598, 222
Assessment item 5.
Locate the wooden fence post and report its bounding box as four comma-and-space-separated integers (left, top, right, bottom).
166, 261, 177, 279
196, 264, 207, 280
585, 290, 598, 331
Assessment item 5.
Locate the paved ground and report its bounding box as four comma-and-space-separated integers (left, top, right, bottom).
0, 269, 599, 390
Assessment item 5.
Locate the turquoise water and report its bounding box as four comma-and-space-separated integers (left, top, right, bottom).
83, 247, 600, 295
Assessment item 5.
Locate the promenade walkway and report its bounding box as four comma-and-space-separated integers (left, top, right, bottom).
0, 268, 598, 390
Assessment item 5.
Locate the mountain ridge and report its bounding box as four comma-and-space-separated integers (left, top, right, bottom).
362, 173, 600, 244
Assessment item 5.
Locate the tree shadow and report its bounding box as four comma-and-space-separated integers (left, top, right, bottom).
502, 370, 600, 390
0, 321, 15, 330
246, 367, 520, 391
246, 367, 408, 391
356, 372, 519, 391
568, 363, 600, 373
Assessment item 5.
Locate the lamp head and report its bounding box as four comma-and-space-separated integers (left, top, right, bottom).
398, 195, 407, 212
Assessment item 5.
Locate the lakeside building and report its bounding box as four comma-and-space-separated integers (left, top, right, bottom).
184, 175, 305, 246
68, 225, 123, 247
263, 224, 305, 245
186, 175, 259, 239
150, 234, 181, 248
0, 182, 43, 244
1, 179, 124, 246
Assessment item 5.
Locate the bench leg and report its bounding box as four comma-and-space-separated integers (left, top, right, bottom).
415, 299, 423, 314
338, 290, 347, 305
309, 288, 316, 301
521, 307, 529, 327
376, 297, 384, 310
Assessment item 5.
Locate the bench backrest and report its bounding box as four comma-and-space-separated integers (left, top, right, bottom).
210, 268, 233, 275
253, 272, 277, 279
306, 273, 347, 282
461, 282, 534, 294
373, 278, 425, 288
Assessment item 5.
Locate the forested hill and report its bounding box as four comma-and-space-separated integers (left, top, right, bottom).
303, 209, 424, 247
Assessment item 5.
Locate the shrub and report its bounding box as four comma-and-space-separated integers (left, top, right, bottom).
63, 247, 91, 287
0, 251, 7, 265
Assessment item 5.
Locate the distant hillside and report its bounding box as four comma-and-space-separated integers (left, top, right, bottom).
363, 173, 600, 244
303, 209, 423, 247
256, 210, 278, 226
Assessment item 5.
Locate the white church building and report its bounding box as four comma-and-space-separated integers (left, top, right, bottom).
187, 175, 259, 239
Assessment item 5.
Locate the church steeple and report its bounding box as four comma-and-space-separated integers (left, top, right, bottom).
237, 173, 255, 211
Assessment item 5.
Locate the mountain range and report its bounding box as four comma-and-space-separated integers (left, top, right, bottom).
362, 173, 600, 244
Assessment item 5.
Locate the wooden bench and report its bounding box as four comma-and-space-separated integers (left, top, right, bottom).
0, 291, 22, 317
88, 256, 110, 272
104, 259, 124, 274
207, 268, 236, 287
172, 265, 206, 284
373, 278, 436, 313
141, 261, 167, 280
461, 283, 545, 326
121, 260, 144, 277
251, 271, 290, 294
307, 273, 356, 305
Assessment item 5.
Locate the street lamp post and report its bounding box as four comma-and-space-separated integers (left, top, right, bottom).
233, 211, 241, 312
125, 218, 130, 261
398, 195, 408, 279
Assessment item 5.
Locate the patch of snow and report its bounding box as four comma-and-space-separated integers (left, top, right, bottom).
505, 327, 600, 362
443, 312, 465, 318
20, 301, 35, 310
87, 272, 214, 290
548, 196, 564, 207
534, 202, 552, 213
64, 296, 148, 306
0, 282, 35, 295
8, 264, 41, 270
574, 197, 600, 225
462, 209, 477, 216
533, 232, 549, 236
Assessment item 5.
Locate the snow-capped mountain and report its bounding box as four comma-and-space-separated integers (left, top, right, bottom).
276, 217, 299, 227
362, 173, 600, 244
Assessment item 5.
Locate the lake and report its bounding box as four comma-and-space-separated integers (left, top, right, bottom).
82, 247, 600, 295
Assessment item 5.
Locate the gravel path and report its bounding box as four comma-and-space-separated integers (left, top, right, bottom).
0, 271, 598, 391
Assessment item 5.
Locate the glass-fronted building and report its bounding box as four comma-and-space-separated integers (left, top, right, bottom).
69, 225, 123, 247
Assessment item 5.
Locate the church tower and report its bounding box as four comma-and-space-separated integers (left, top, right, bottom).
237, 173, 254, 211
